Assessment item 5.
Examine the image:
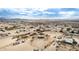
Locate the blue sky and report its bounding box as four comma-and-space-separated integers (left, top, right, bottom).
0, 8, 79, 19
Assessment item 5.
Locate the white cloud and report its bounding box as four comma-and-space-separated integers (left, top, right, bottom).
9, 8, 48, 16
59, 11, 76, 17
32, 8, 48, 11
10, 8, 27, 13
9, 8, 33, 15
0, 8, 79, 19
43, 11, 55, 14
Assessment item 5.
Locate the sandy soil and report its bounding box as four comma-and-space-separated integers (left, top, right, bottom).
0, 20, 79, 51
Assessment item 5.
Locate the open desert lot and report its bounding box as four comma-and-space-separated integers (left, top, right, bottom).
0, 20, 79, 51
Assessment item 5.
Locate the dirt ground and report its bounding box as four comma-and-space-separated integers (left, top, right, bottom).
0, 20, 79, 51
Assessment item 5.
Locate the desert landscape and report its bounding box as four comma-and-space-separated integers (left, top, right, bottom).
0, 19, 79, 51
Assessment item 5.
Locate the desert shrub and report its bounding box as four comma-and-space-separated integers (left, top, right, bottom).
59, 28, 63, 33
33, 49, 39, 51
0, 29, 5, 32
66, 27, 71, 31
38, 36, 44, 39
70, 30, 74, 33
75, 30, 79, 34
5, 26, 17, 30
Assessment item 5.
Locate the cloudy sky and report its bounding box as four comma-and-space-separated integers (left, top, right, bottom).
0, 0, 79, 19
0, 8, 79, 19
